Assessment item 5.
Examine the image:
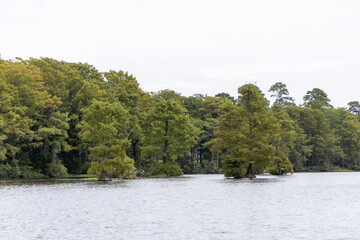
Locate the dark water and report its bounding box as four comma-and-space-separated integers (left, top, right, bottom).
1, 173, 360, 240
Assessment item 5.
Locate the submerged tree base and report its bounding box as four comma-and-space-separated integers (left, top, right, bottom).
98, 170, 112, 181
244, 163, 256, 178
233, 174, 256, 179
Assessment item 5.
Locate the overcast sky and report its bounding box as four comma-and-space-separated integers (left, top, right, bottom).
1, 0, 360, 107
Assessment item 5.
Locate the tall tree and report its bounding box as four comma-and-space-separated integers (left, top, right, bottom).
0, 61, 64, 175
104, 70, 151, 167
142, 99, 199, 165
0, 73, 12, 161
299, 108, 341, 170
326, 108, 360, 169
79, 100, 131, 180
339, 115, 360, 169
269, 104, 296, 174
348, 101, 360, 116
215, 92, 237, 104
182, 95, 230, 172
268, 82, 295, 106
211, 84, 276, 178
285, 106, 312, 171
303, 88, 332, 109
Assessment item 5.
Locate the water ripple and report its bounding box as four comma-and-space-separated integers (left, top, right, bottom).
1, 173, 360, 239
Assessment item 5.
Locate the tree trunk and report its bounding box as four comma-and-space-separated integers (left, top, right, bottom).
11, 154, 18, 168
132, 138, 140, 167
51, 144, 57, 165
162, 120, 169, 164
98, 169, 112, 181
245, 163, 256, 178
43, 139, 48, 163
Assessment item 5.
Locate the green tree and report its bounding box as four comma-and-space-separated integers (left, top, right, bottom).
104, 70, 151, 168
285, 106, 312, 171
348, 101, 360, 116
181, 95, 231, 173
325, 108, 360, 169
0, 61, 63, 175
300, 108, 341, 170
3, 111, 33, 169
303, 88, 332, 109
0, 74, 12, 161
74, 82, 105, 112
215, 92, 237, 104
35, 112, 71, 165
269, 104, 296, 174
152, 89, 183, 101
268, 82, 295, 106
339, 115, 360, 169
211, 84, 276, 178
27, 58, 70, 103
183, 94, 205, 120
79, 100, 132, 180
142, 99, 199, 168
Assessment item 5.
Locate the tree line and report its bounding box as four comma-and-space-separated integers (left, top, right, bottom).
0, 58, 359, 179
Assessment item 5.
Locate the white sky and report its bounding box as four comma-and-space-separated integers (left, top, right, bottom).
1, 0, 360, 107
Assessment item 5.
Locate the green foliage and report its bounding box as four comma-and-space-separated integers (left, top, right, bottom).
142, 98, 200, 163
270, 104, 296, 174
46, 163, 67, 177
269, 82, 295, 106
303, 88, 333, 109
215, 92, 237, 104
79, 100, 131, 180
2, 56, 360, 179
285, 106, 313, 170
87, 156, 135, 178
192, 163, 207, 174
348, 101, 360, 116
104, 70, 151, 167
152, 89, 183, 101
148, 162, 184, 177
326, 108, 360, 169
0, 164, 21, 179
19, 166, 47, 179
211, 84, 276, 178
27, 171, 48, 179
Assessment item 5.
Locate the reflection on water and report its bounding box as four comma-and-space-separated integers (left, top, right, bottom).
220, 175, 282, 184
1, 173, 360, 239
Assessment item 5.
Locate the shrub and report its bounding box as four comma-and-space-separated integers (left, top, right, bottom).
0, 164, 21, 179
17, 166, 47, 179
192, 163, 207, 174
88, 156, 135, 178
0, 164, 12, 179
148, 162, 184, 177
47, 163, 68, 177
182, 164, 192, 174
28, 171, 48, 179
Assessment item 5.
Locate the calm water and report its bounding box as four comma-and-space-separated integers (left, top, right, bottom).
1, 173, 360, 240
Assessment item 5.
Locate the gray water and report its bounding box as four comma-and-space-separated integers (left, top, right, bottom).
1, 173, 360, 240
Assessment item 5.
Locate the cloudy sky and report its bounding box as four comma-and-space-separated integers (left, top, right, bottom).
1, 0, 360, 107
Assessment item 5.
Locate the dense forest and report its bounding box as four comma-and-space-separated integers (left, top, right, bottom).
0, 57, 359, 180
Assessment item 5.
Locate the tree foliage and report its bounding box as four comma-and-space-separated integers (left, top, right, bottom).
142, 99, 199, 165
303, 88, 332, 109
211, 84, 276, 178
269, 82, 295, 106
79, 101, 131, 180
1, 57, 360, 179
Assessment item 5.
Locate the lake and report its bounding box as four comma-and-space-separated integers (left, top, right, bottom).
1, 173, 360, 240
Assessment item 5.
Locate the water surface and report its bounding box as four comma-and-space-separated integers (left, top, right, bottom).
1, 173, 360, 239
